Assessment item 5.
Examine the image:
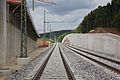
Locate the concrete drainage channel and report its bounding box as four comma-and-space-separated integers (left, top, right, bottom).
0, 68, 12, 77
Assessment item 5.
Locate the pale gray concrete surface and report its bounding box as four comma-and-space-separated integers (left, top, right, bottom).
5, 15, 36, 64
0, 0, 7, 64
5, 21, 36, 64
62, 33, 120, 58
40, 44, 68, 80
0, 2, 36, 65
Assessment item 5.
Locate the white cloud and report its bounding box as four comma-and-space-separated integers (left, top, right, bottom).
27, 0, 112, 34
94, 0, 111, 6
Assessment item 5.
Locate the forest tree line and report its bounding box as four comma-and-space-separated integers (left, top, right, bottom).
78, 0, 120, 33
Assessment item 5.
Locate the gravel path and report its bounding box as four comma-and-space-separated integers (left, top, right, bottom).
8, 46, 53, 80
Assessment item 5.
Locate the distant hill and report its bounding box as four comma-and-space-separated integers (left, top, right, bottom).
39, 30, 72, 40
76, 0, 120, 33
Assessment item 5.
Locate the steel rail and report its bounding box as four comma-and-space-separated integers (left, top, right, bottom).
32, 44, 56, 80
68, 45, 120, 65
66, 45, 120, 74
59, 44, 76, 80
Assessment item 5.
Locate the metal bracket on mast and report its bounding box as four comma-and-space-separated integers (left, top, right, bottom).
20, 0, 28, 58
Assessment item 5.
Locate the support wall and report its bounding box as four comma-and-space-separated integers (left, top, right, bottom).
0, 2, 38, 65
0, 0, 7, 65
63, 33, 120, 58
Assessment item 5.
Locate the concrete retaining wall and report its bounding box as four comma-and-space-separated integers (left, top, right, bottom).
6, 23, 35, 63
62, 33, 120, 57
0, 0, 7, 64
0, 1, 36, 65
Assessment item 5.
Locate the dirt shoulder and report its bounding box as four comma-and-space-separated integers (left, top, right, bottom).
0, 47, 47, 80
89, 28, 120, 36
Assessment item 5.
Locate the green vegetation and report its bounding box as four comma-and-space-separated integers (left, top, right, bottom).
57, 27, 82, 42
78, 0, 120, 33
57, 33, 69, 42
72, 26, 82, 33
39, 30, 72, 42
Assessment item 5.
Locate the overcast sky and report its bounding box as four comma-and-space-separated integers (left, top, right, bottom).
27, 0, 111, 34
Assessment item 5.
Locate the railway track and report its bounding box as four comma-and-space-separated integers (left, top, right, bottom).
59, 45, 76, 80
68, 45, 120, 64
32, 44, 75, 80
32, 44, 120, 80
32, 44, 56, 80
9, 43, 120, 80
60, 44, 120, 79
65, 45, 120, 75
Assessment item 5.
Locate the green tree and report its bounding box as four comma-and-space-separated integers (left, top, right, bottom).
57, 33, 69, 42
78, 0, 120, 33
